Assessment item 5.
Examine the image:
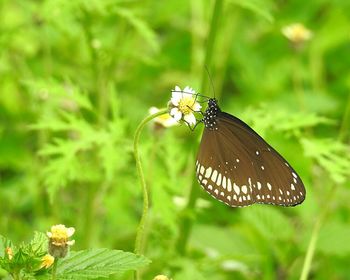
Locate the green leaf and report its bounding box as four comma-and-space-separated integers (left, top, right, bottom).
317, 222, 350, 257
241, 206, 294, 241
301, 138, 350, 183
115, 8, 159, 52
30, 232, 48, 256
56, 249, 150, 279
228, 0, 274, 23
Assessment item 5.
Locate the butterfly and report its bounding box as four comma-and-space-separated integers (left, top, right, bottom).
195, 98, 306, 207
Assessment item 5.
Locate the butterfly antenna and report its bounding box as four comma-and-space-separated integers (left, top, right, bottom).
205, 65, 216, 99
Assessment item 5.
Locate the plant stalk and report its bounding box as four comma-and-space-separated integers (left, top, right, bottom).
133, 109, 168, 279
51, 260, 58, 280
176, 0, 223, 255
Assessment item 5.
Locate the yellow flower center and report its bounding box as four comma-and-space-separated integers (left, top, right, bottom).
178, 96, 195, 115
51, 226, 69, 239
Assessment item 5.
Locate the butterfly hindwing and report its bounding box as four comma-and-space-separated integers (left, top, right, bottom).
196, 105, 306, 207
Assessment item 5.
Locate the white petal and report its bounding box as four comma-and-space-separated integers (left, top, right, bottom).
184, 113, 196, 125
184, 86, 193, 93
164, 118, 179, 127
184, 86, 195, 94
170, 108, 182, 121
193, 102, 202, 111
171, 91, 182, 106
149, 107, 159, 115
67, 227, 75, 237
174, 85, 181, 92
67, 240, 75, 246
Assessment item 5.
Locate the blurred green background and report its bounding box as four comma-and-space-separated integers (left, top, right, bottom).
1, 0, 350, 279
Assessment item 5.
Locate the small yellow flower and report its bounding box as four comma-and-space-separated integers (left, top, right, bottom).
5, 247, 13, 260
47, 224, 75, 258
149, 107, 178, 128
47, 224, 75, 247
282, 23, 313, 44
153, 275, 172, 280
169, 85, 201, 126
40, 254, 55, 269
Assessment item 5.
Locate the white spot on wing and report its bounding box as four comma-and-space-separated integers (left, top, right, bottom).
222, 176, 226, 189
205, 167, 212, 178
234, 183, 240, 195
217, 173, 222, 186
211, 170, 218, 182
227, 179, 232, 192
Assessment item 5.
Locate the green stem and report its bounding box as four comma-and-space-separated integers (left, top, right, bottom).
300, 88, 350, 279
292, 54, 305, 110
338, 91, 350, 142
299, 210, 325, 280
176, 0, 223, 255
133, 109, 168, 278
11, 273, 19, 280
200, 0, 224, 95
51, 260, 58, 280
82, 183, 95, 248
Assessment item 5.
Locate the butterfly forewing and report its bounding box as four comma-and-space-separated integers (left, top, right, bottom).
196, 101, 306, 207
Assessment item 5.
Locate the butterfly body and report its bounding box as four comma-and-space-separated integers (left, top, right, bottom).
196, 98, 306, 207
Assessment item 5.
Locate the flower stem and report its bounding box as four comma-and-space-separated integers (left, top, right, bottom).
133, 109, 168, 278
51, 260, 58, 280
176, 0, 223, 255
338, 91, 350, 142
299, 184, 337, 280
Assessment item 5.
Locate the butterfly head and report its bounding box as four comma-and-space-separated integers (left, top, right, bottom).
203, 98, 220, 130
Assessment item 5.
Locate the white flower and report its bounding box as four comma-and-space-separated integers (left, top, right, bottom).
282, 23, 313, 44
149, 107, 178, 128
169, 86, 201, 126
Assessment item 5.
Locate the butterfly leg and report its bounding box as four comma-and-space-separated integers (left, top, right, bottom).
183, 119, 203, 131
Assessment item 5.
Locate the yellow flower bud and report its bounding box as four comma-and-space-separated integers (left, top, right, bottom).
47, 224, 75, 258
153, 275, 172, 280
40, 254, 55, 269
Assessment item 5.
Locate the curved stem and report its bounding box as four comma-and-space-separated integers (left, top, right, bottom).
133, 108, 168, 255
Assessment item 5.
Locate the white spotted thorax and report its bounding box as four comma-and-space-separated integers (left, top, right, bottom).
195, 97, 306, 207
203, 98, 220, 130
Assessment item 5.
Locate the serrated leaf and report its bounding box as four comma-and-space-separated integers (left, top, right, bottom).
241, 206, 294, 241
301, 138, 350, 183
56, 249, 150, 279
30, 232, 48, 255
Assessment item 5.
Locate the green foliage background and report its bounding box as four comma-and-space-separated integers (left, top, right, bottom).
1, 0, 350, 279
